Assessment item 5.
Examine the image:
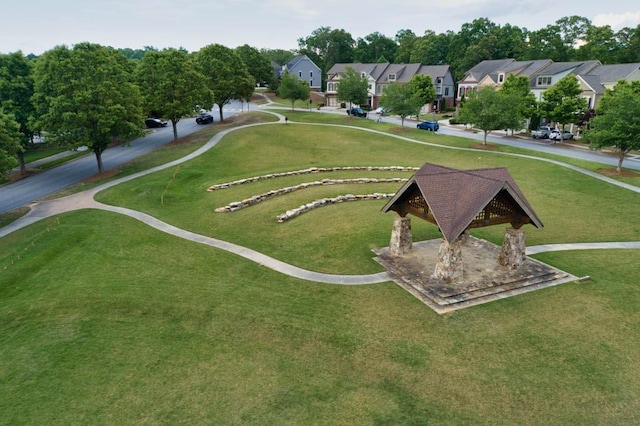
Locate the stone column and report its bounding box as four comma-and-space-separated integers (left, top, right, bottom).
431, 237, 464, 283
498, 227, 526, 269
389, 216, 412, 255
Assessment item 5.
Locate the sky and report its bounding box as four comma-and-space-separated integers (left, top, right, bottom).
3, 0, 640, 56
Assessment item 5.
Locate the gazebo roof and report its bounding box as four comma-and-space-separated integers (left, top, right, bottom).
381, 163, 543, 242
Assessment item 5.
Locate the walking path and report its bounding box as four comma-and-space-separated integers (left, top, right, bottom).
2, 110, 640, 285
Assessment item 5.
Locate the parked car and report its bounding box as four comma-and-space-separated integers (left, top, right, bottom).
145, 118, 168, 128
375, 107, 387, 115
346, 107, 367, 118
549, 130, 573, 141
416, 120, 439, 131
195, 112, 214, 124
531, 126, 554, 139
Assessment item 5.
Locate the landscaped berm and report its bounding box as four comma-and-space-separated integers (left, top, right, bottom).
374, 162, 577, 313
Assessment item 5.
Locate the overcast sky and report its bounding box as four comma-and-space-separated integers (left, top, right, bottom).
3, 0, 640, 56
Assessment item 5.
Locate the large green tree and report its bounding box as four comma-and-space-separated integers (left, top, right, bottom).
379, 82, 423, 127
540, 75, 588, 142
277, 71, 310, 111
0, 51, 36, 174
236, 45, 276, 88
353, 32, 398, 63
336, 66, 368, 109
0, 108, 22, 177
32, 43, 144, 173
136, 48, 212, 141
457, 86, 513, 145
410, 74, 437, 118
501, 74, 537, 132
584, 80, 640, 172
196, 44, 255, 121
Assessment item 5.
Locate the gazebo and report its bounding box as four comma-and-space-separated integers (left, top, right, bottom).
381, 163, 544, 283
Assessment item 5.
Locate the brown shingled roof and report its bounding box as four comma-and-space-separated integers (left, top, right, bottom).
382, 163, 543, 242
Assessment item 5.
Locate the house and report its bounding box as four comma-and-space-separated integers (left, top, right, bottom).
325, 63, 455, 111
528, 60, 601, 102
576, 63, 640, 109
277, 55, 322, 91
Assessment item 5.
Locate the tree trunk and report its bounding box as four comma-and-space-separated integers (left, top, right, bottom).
172, 121, 178, 141
18, 151, 26, 174
218, 104, 225, 121
483, 130, 488, 145
617, 152, 626, 173
94, 149, 104, 173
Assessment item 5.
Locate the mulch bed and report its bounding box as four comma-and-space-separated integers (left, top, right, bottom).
598, 168, 640, 178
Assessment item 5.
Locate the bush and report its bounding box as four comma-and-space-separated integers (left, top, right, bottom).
449, 117, 462, 125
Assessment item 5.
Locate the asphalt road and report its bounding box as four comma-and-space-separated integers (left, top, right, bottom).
0, 102, 245, 215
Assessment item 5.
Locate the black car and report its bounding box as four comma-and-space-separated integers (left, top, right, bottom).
145, 118, 168, 128
196, 112, 214, 124
346, 107, 367, 118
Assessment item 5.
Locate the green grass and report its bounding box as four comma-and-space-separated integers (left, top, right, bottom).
1, 111, 640, 424
22, 146, 69, 163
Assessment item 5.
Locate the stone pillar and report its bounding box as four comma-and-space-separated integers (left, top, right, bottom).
389, 216, 412, 255
498, 227, 526, 269
431, 237, 464, 283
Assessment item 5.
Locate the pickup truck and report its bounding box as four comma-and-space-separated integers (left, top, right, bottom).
531, 126, 554, 139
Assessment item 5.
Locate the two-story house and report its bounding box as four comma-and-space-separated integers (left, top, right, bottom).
277, 55, 322, 91
576, 63, 640, 109
325, 63, 455, 111
528, 60, 601, 102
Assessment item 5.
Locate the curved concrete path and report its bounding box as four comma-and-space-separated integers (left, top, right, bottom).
2, 111, 640, 285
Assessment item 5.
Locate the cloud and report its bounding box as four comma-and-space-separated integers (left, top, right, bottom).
593, 11, 640, 29
264, 0, 318, 20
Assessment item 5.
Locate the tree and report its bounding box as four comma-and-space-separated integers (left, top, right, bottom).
410, 74, 436, 118
32, 43, 144, 173
394, 29, 417, 63
136, 48, 212, 141
0, 108, 22, 177
583, 80, 640, 172
457, 86, 512, 145
236, 44, 276, 88
379, 82, 423, 127
500, 74, 537, 132
540, 75, 588, 142
0, 51, 36, 174
196, 44, 255, 121
297, 26, 355, 81
277, 71, 309, 110
353, 32, 398, 63
336, 66, 368, 109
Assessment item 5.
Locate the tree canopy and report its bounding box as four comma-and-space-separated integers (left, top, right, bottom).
0, 108, 21, 177
457, 86, 513, 144
540, 75, 588, 141
277, 71, 310, 110
336, 66, 368, 108
136, 48, 212, 140
236, 44, 276, 88
196, 44, 255, 121
32, 42, 144, 173
584, 80, 640, 172
379, 82, 423, 127
0, 51, 35, 174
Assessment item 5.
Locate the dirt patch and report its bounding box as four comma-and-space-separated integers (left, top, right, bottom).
471, 143, 499, 150
598, 168, 640, 178
6, 169, 41, 183
83, 169, 119, 182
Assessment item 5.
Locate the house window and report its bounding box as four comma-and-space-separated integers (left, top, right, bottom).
388, 73, 396, 81
368, 84, 372, 91
498, 73, 505, 83
298, 71, 302, 78
361, 72, 366, 78
436, 78, 442, 84
310, 80, 313, 87
445, 87, 449, 96
310, 71, 313, 78
537, 76, 552, 86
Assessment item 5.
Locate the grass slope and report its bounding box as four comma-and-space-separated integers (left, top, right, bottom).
1, 111, 639, 424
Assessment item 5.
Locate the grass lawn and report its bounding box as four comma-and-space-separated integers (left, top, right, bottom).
1, 111, 639, 424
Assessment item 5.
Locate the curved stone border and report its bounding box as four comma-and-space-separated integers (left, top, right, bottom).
214, 178, 407, 213
208, 166, 419, 190
276, 193, 395, 222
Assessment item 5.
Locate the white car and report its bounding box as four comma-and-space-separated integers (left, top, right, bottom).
549, 130, 573, 141
375, 107, 387, 115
